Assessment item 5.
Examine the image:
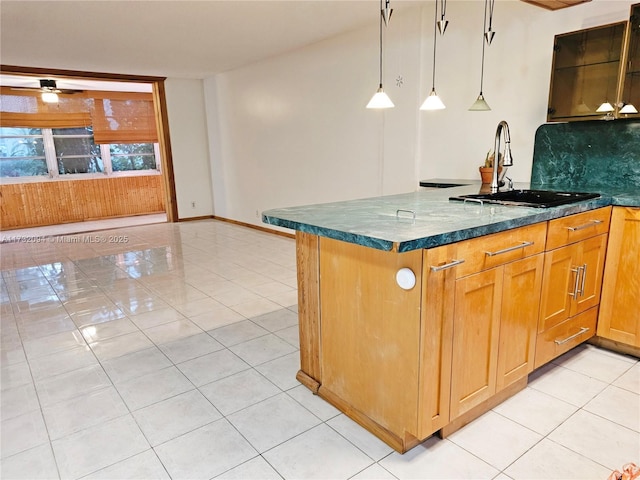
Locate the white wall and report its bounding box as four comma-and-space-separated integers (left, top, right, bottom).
203, 0, 634, 227
164, 78, 214, 218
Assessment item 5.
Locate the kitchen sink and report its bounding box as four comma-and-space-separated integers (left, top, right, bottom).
449, 189, 601, 208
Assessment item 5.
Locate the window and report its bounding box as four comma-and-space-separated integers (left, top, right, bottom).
53, 127, 103, 174
0, 128, 48, 177
110, 143, 157, 171
0, 126, 159, 180
0, 87, 160, 182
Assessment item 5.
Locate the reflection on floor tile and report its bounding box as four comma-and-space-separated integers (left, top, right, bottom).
1, 218, 638, 480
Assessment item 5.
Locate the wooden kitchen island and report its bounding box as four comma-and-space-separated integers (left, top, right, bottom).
263, 187, 631, 453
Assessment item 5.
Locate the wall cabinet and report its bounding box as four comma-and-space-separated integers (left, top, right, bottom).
547, 3, 640, 122
548, 22, 627, 122
535, 207, 611, 367
597, 207, 640, 347
621, 4, 640, 116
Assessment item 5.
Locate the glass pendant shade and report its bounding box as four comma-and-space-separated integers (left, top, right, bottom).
596, 101, 615, 113
367, 86, 395, 109
620, 103, 638, 114
41, 91, 59, 103
421, 0, 445, 111
469, 93, 491, 111
420, 89, 445, 110
367, 0, 394, 110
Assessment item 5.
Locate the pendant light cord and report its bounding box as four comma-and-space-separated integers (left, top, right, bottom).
487, 0, 495, 31
432, 1, 438, 89
440, 0, 446, 21
479, 0, 488, 93
378, 0, 384, 87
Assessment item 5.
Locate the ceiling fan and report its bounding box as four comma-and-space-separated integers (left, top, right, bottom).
10, 79, 84, 103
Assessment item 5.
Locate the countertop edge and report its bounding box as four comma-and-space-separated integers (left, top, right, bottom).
263, 191, 634, 253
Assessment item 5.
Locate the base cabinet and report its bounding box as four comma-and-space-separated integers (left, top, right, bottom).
597, 207, 640, 347
293, 207, 613, 454
536, 207, 610, 367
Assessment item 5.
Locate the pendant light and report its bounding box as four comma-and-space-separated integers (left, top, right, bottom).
420, 0, 446, 110
367, 0, 394, 109
469, 0, 492, 111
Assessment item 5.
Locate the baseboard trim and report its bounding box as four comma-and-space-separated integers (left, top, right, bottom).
212, 216, 295, 239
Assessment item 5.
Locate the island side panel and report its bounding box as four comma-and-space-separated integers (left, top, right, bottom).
317, 237, 423, 451
295, 231, 322, 391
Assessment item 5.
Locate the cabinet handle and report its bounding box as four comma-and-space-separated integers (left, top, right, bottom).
396, 209, 416, 220
554, 327, 590, 345
578, 263, 587, 296
568, 266, 582, 298
430, 259, 465, 272
566, 219, 602, 232
485, 241, 534, 257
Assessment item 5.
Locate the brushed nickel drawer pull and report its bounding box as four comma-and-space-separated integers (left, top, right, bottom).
430, 259, 465, 272
485, 241, 534, 257
567, 219, 603, 232
554, 327, 590, 345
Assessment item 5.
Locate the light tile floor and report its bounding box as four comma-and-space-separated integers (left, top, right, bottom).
1, 219, 639, 480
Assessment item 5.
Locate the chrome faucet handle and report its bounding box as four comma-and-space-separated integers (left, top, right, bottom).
505, 176, 513, 191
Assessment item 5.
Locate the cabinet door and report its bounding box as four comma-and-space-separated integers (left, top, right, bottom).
497, 254, 544, 391
572, 234, 608, 317
418, 245, 457, 438
450, 267, 503, 419
598, 207, 640, 346
539, 244, 579, 332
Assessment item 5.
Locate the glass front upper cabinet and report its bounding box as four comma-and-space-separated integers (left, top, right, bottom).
620, 3, 640, 118
547, 3, 640, 122
547, 22, 627, 122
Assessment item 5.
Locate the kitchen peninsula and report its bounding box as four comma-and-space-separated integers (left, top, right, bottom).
262, 118, 640, 453
263, 184, 638, 453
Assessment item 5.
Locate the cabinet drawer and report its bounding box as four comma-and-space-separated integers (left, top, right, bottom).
546, 207, 611, 250
534, 307, 597, 368
455, 223, 547, 278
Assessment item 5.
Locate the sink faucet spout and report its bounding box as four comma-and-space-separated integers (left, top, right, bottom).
492, 120, 514, 193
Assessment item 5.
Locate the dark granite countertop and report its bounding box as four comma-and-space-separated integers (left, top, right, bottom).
262, 183, 634, 252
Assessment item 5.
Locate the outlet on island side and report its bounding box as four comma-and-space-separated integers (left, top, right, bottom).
191, 201, 196, 209
255, 209, 260, 218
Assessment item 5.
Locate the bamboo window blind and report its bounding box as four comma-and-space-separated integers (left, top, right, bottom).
0, 87, 158, 144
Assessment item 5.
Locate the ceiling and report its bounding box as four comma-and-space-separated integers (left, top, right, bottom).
0, 0, 588, 87
0, 1, 428, 80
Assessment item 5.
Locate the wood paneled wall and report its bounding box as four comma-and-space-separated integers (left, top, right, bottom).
0, 175, 165, 229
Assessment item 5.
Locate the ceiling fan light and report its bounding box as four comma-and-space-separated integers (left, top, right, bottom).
469, 93, 491, 111
41, 91, 59, 103
595, 101, 614, 113
620, 103, 638, 114
420, 89, 446, 110
367, 86, 394, 109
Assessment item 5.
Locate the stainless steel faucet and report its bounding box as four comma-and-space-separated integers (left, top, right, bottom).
491, 120, 514, 193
